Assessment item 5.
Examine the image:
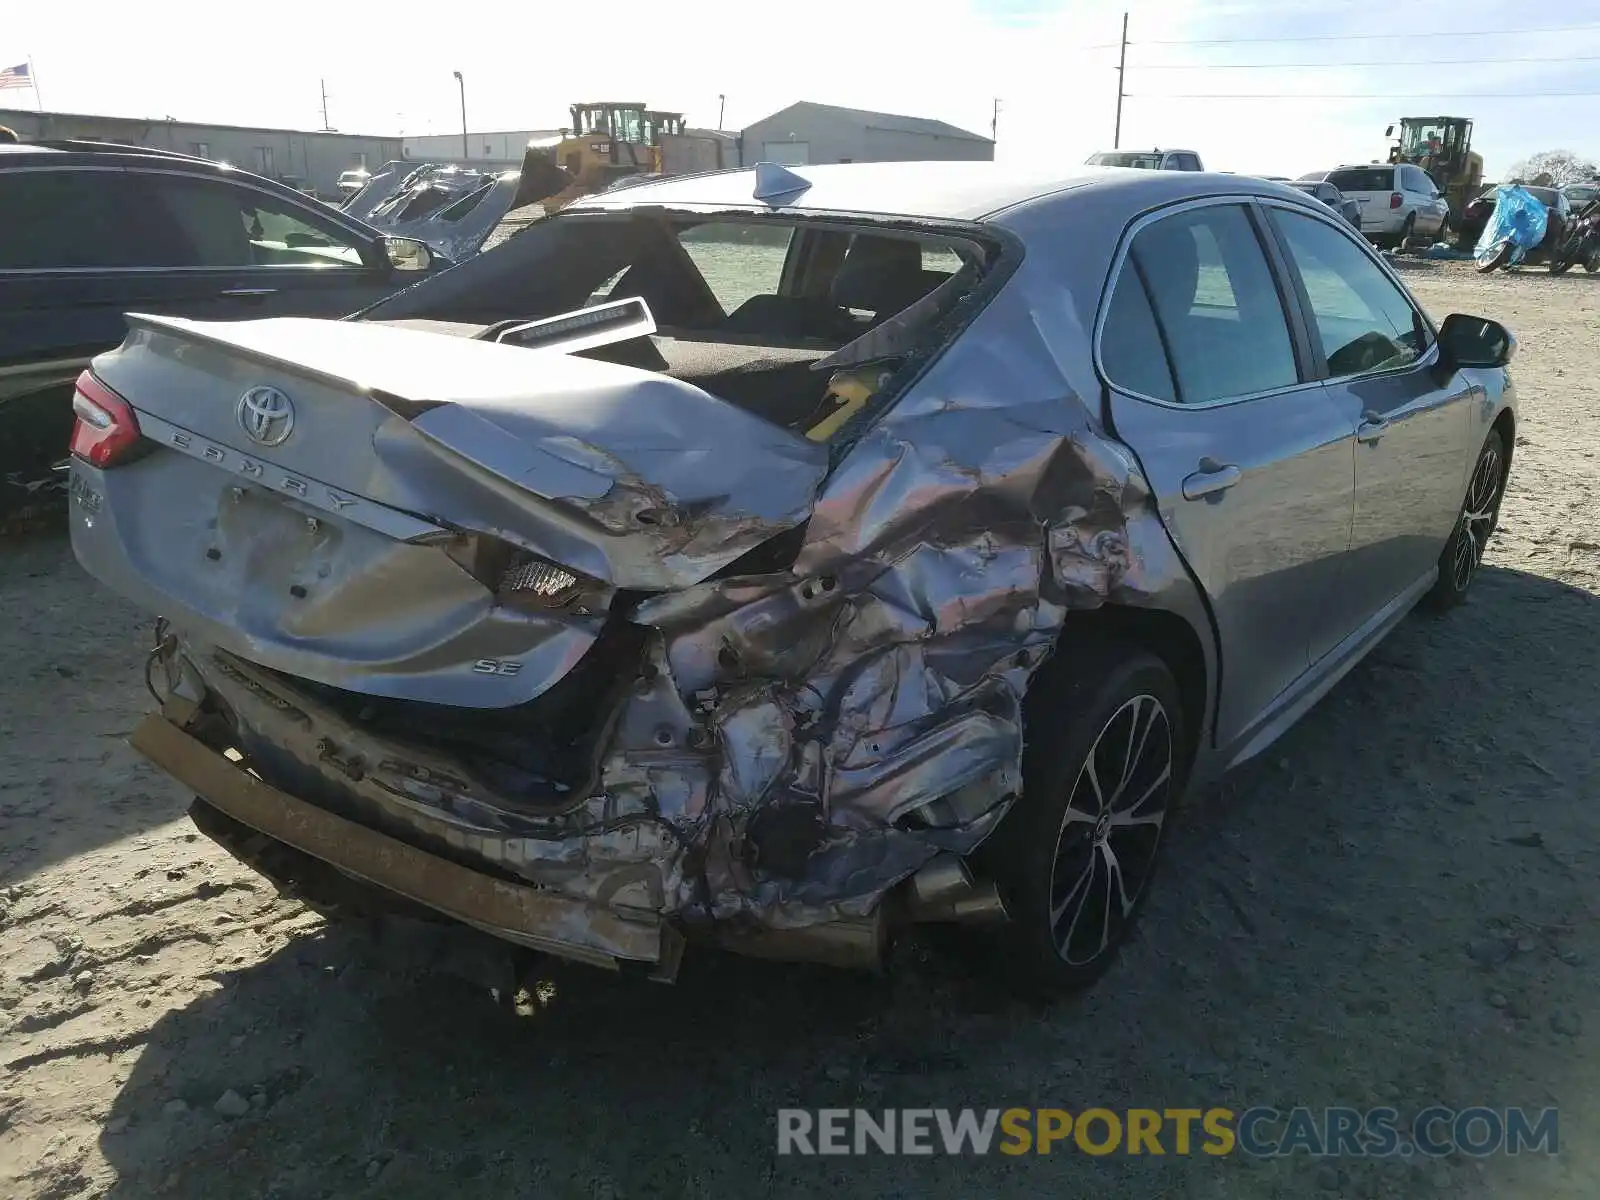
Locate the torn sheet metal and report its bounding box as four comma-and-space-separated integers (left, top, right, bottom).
143, 255, 1187, 944
340, 158, 567, 263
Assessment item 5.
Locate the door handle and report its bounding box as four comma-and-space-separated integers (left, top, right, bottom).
219, 288, 277, 299
1356, 410, 1390, 444
1181, 459, 1242, 500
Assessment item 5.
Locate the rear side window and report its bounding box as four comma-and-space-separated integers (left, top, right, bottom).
1328, 167, 1393, 193
1100, 267, 1177, 403
0, 169, 182, 269
1105, 204, 1298, 404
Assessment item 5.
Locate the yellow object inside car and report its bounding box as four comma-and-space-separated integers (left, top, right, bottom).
806, 367, 891, 442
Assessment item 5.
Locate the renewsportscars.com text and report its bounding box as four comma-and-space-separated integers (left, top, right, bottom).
776, 1106, 1559, 1157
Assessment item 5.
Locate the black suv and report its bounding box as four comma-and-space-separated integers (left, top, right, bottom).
1, 141, 444, 519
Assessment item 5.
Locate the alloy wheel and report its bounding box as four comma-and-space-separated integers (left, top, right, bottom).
1452, 441, 1503, 591
1046, 694, 1173, 966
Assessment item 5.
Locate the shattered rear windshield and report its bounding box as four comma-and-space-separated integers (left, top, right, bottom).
358, 209, 996, 445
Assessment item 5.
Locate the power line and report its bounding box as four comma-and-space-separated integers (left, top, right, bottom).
1127, 90, 1600, 99
1133, 54, 1600, 68
1128, 21, 1600, 45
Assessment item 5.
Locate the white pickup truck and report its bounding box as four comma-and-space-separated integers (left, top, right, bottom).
1085, 149, 1205, 171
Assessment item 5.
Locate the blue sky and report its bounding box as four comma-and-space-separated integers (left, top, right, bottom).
4, 0, 1599, 177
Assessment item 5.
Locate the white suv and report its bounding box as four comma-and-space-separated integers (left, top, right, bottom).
1323, 163, 1449, 248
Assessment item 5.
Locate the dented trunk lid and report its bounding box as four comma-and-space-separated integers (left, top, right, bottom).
99, 314, 828, 589
72, 314, 828, 708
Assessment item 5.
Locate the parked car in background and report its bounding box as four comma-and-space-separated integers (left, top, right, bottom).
1288, 179, 1361, 228
336, 167, 371, 196
0, 141, 445, 519
1563, 182, 1598, 212
1456, 184, 1572, 254
1324, 163, 1449, 248
70, 163, 1516, 995
1086, 148, 1205, 171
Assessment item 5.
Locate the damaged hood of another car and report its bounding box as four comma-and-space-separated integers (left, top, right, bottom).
98, 315, 831, 591
341, 158, 572, 262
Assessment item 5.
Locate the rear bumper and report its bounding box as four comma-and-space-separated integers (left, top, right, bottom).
128, 713, 672, 979
130, 713, 671, 972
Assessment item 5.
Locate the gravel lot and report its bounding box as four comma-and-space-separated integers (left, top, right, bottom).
2, 260, 1598, 1199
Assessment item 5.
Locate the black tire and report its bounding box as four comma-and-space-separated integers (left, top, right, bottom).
1423, 428, 1507, 611
975, 640, 1185, 994
1549, 240, 1577, 274
1585, 253, 1600, 274
1475, 240, 1513, 273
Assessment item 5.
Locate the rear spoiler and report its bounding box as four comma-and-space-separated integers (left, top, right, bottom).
119, 300, 661, 420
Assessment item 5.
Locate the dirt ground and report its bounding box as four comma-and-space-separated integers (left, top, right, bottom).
2, 259, 1598, 1199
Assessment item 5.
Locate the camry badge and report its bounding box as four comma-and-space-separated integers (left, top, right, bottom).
236, 386, 296, 447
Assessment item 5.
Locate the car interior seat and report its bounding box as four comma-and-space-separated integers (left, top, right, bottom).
829, 235, 949, 320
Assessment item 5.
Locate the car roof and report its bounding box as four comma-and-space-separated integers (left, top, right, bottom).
566, 160, 1299, 223
0, 142, 385, 239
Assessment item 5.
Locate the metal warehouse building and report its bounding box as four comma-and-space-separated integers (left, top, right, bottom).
0, 108, 401, 196
740, 101, 993, 166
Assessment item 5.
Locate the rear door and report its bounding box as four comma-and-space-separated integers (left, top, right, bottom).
1099, 200, 1357, 749
1262, 201, 1471, 641
1402, 165, 1446, 237
1328, 166, 1395, 238
128, 168, 402, 321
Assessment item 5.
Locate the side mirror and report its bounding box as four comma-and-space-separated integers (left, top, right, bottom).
1437, 313, 1516, 369
384, 236, 434, 273
1384, 124, 1394, 138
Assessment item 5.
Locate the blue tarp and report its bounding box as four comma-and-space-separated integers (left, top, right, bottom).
1475, 184, 1549, 265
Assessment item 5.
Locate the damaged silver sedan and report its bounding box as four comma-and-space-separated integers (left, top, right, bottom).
69, 164, 1517, 991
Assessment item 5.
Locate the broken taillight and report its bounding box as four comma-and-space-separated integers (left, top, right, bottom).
501, 555, 582, 601
69, 371, 144, 468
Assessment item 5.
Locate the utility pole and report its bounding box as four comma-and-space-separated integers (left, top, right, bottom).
320, 79, 331, 132
991, 97, 1002, 143
453, 70, 468, 159
1113, 12, 1128, 149
717, 94, 726, 132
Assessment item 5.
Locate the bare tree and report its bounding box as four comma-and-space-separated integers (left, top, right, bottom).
1507, 149, 1599, 187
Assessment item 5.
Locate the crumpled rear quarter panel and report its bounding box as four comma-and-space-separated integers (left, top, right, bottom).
493, 254, 1197, 927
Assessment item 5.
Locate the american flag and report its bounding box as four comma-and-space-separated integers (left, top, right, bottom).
0, 63, 31, 90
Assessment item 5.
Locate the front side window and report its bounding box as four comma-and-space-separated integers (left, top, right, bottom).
1269, 208, 1431, 379
1108, 204, 1299, 404
142, 174, 366, 268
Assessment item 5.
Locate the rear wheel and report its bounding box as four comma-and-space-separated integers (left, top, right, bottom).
977, 641, 1184, 994
1424, 428, 1507, 611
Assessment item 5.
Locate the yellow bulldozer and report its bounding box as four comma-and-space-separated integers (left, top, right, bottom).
1386, 116, 1484, 227
515, 101, 731, 214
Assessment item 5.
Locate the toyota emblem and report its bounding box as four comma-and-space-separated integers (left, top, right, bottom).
236, 386, 296, 447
